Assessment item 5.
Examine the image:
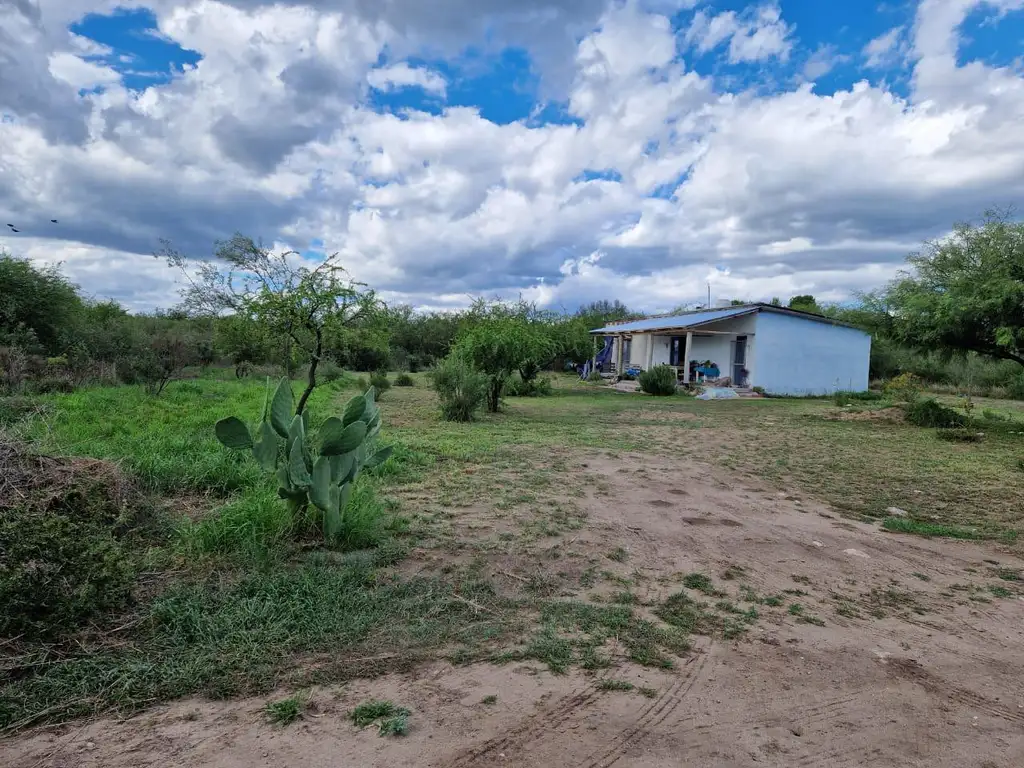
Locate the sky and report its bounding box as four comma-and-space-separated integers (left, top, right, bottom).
1, 0, 1023, 314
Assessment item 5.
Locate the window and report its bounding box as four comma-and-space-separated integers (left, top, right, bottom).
622, 337, 632, 364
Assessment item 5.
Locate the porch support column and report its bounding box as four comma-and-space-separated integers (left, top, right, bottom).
591, 335, 598, 370
683, 331, 693, 383
616, 334, 624, 373
646, 333, 655, 369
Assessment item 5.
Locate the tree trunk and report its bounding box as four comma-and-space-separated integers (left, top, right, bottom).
487, 378, 502, 412
296, 327, 322, 414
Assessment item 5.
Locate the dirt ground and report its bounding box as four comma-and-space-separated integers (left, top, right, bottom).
5, 453, 1024, 768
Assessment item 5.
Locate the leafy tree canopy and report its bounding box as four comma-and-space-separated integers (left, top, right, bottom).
454, 300, 553, 412
0, 252, 83, 354
884, 211, 1024, 366
158, 233, 379, 411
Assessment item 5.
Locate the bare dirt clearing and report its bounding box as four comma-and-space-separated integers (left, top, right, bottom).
7, 451, 1023, 768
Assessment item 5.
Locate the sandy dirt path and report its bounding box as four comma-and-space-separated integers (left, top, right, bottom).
5, 453, 1023, 767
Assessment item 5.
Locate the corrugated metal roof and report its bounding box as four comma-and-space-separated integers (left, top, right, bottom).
590, 306, 756, 334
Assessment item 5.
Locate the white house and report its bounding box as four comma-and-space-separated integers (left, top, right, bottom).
591, 303, 871, 396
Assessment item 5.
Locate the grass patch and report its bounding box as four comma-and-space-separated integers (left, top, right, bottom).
597, 679, 634, 691
351, 699, 410, 737
606, 547, 628, 563
481, 694, 498, 705
265, 693, 306, 725
881, 517, 986, 540
511, 601, 691, 674
0, 558, 506, 729
637, 686, 658, 698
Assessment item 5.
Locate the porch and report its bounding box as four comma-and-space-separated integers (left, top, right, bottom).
609, 329, 751, 386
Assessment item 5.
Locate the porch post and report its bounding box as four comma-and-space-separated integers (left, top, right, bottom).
683, 332, 693, 383
646, 333, 655, 369
616, 334, 624, 373
592, 335, 598, 371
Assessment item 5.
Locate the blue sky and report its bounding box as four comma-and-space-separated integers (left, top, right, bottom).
1, 0, 1023, 312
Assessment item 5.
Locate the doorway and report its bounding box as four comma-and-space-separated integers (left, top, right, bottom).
732, 336, 748, 385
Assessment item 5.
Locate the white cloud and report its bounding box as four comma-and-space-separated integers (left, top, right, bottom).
367, 62, 447, 95
684, 3, 794, 64
2, 0, 1024, 315
863, 26, 905, 69
48, 51, 121, 89
801, 44, 849, 81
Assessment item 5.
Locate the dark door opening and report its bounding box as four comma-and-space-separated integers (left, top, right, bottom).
733, 336, 747, 386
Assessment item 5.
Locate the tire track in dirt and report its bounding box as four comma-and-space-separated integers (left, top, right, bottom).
440, 683, 602, 767
885, 657, 1024, 724
577, 643, 713, 768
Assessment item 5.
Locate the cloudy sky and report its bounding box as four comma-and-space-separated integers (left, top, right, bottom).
1, 0, 1023, 313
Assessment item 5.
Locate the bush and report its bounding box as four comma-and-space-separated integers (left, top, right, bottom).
0, 442, 142, 640
638, 365, 677, 396
430, 353, 488, 422
505, 374, 553, 397
1006, 374, 1024, 401
586, 369, 604, 383
884, 372, 922, 403
319, 360, 346, 383
394, 373, 415, 387
369, 371, 391, 399
904, 398, 967, 428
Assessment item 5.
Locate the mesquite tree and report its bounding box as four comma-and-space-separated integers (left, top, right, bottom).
158, 233, 378, 413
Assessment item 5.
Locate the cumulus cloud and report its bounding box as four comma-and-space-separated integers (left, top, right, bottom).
1, 0, 1024, 314
684, 3, 794, 64
863, 26, 906, 69
367, 63, 447, 95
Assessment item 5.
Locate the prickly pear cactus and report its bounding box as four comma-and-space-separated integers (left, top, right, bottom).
215, 377, 393, 541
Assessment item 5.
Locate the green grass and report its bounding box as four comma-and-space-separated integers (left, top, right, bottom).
265, 694, 306, 725
682, 572, 715, 593
351, 699, 411, 736
606, 547, 629, 563
507, 601, 691, 674
881, 517, 995, 540
6, 372, 1024, 731
597, 679, 634, 691
481, 694, 498, 705
0, 557, 506, 729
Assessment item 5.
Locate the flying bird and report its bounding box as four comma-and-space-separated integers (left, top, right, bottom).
10, 228, 19, 233
5, 224, 13, 228
51, 219, 58, 223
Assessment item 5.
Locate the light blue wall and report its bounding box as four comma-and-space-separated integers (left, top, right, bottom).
751, 311, 871, 395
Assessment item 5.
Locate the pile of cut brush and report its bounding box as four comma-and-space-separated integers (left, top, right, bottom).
0, 439, 145, 642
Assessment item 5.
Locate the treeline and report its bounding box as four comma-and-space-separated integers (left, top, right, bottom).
0, 249, 632, 396
3, 210, 1022, 400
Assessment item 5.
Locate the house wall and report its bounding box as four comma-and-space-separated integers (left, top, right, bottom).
751, 311, 871, 395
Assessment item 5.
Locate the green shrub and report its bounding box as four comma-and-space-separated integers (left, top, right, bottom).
368, 372, 391, 399
586, 369, 604, 383
213, 378, 392, 546
638, 365, 677, 396
903, 398, 967, 428
319, 360, 346, 383
0, 442, 142, 639
430, 353, 488, 422
883, 372, 922, 403
505, 374, 553, 397
1007, 374, 1024, 401
394, 373, 414, 387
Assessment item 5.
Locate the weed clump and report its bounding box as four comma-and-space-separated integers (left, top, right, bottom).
350, 700, 410, 736
394, 372, 415, 387
903, 398, 967, 428
0, 441, 144, 640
